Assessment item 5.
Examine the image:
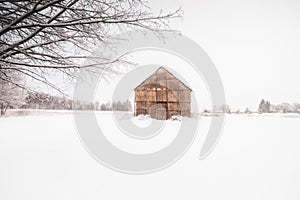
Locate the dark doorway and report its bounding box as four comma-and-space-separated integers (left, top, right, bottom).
149, 102, 167, 120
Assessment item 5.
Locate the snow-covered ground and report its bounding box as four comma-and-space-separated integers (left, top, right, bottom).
0, 111, 300, 200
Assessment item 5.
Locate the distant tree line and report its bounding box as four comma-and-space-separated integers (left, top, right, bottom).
258, 99, 300, 113
13, 92, 132, 112
100, 100, 132, 111
203, 99, 300, 115
204, 104, 251, 114
23, 92, 73, 110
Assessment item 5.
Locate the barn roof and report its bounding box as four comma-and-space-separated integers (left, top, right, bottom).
134, 67, 192, 91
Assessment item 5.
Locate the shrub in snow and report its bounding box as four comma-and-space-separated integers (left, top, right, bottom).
137, 114, 150, 120
171, 115, 183, 121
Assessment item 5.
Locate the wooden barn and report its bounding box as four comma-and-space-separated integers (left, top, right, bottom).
134, 67, 191, 120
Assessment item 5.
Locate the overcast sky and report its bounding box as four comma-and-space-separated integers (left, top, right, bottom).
146, 0, 300, 110
93, 0, 300, 110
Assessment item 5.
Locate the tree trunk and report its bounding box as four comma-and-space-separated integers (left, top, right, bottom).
0, 103, 8, 116
0, 103, 4, 116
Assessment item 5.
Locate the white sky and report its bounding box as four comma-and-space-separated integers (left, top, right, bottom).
147, 0, 300, 110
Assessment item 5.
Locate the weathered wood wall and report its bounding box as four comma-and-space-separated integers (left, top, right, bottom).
134, 67, 191, 120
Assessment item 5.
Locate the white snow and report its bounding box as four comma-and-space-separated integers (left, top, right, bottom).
131, 114, 153, 128
0, 111, 300, 200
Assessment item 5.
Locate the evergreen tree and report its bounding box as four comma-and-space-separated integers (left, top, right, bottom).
258, 99, 271, 113
258, 99, 265, 113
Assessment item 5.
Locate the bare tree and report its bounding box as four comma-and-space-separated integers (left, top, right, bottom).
0, 69, 24, 115
0, 0, 181, 93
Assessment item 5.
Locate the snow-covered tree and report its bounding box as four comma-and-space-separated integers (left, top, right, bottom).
294, 103, 300, 113
281, 102, 296, 113
0, 0, 181, 94
0, 70, 24, 115
100, 103, 107, 111
244, 107, 252, 114
112, 100, 132, 111
222, 104, 231, 114
258, 99, 271, 113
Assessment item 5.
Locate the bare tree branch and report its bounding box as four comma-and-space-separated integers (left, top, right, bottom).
0, 0, 181, 97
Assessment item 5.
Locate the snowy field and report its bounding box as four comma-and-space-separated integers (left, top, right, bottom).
0, 111, 300, 200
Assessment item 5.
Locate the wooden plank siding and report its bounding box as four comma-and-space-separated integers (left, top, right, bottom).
134, 67, 191, 120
